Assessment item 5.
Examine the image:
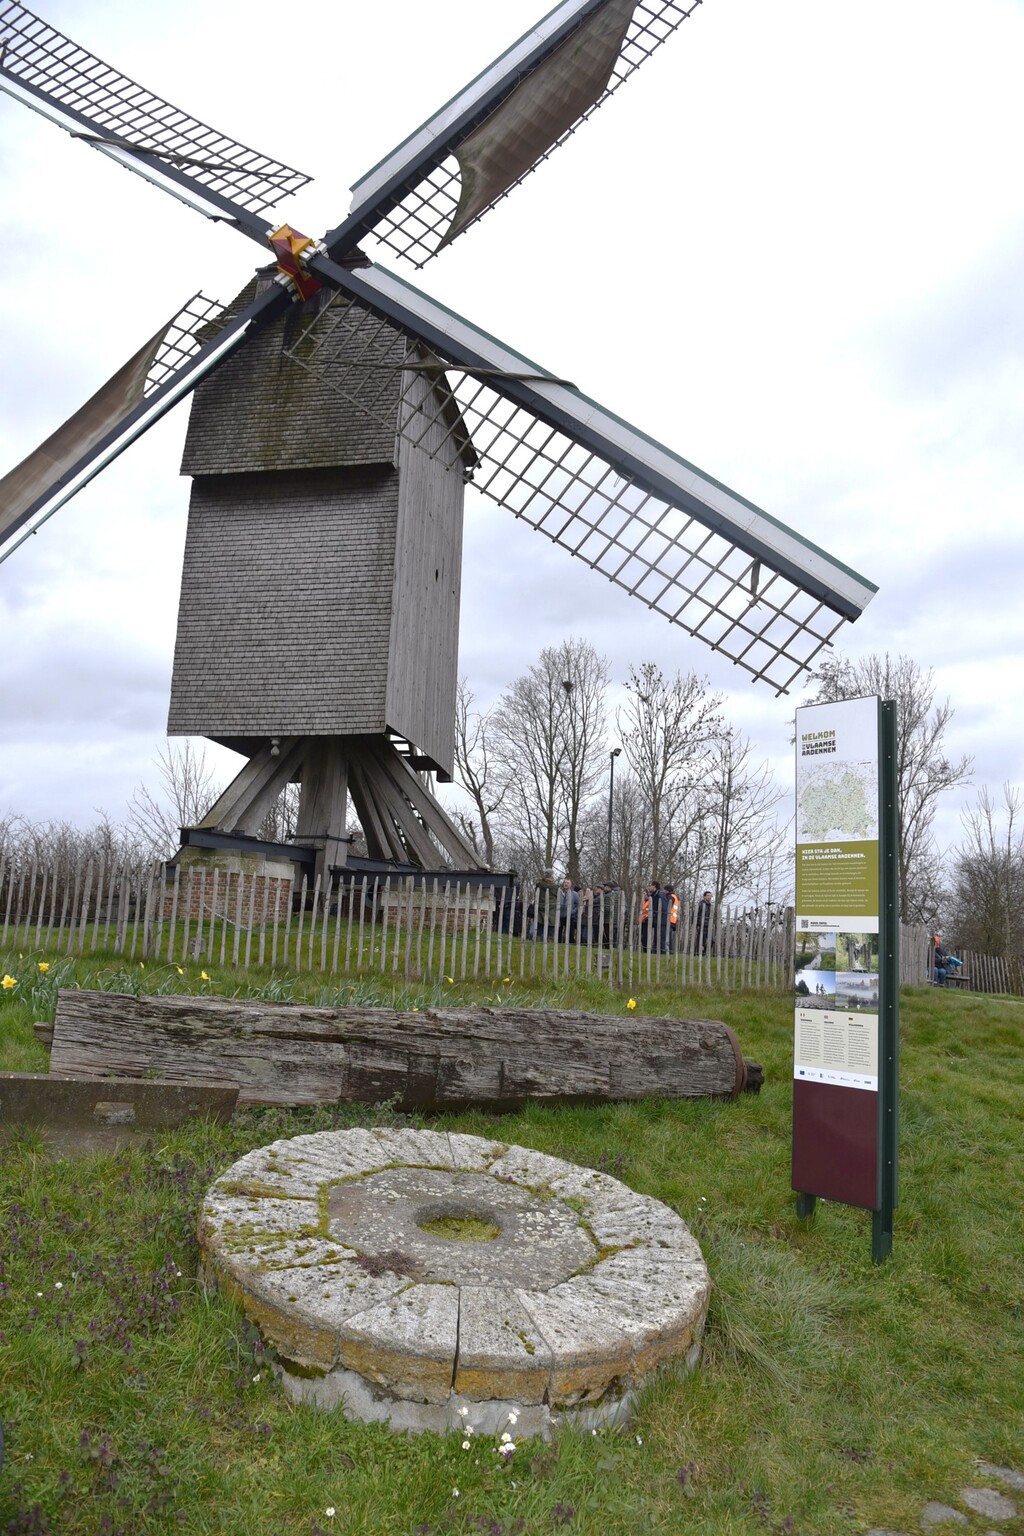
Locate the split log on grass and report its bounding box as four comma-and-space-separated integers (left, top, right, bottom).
48, 989, 763, 1110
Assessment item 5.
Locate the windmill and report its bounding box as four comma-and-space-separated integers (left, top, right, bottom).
0, 0, 876, 881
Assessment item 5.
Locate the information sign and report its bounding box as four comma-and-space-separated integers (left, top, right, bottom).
791, 695, 899, 1260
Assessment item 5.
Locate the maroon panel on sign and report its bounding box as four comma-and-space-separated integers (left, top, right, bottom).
792, 1080, 878, 1208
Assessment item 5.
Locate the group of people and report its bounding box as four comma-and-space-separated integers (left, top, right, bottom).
514, 874, 717, 954
639, 883, 716, 955
545, 876, 621, 946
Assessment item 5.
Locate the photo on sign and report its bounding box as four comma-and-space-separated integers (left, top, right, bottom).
795, 967, 836, 1009
794, 931, 837, 972
835, 972, 880, 1012
836, 932, 879, 972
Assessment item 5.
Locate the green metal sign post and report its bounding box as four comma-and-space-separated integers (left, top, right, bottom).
872, 699, 899, 1262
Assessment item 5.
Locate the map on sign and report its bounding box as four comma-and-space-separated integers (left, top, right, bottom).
797, 760, 878, 844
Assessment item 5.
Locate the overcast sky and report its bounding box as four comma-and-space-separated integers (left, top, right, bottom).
1, 0, 1022, 862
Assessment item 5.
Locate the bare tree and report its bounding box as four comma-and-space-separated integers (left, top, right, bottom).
0, 812, 145, 870
617, 664, 722, 881
128, 739, 223, 858
947, 784, 1024, 955
701, 729, 789, 905
489, 639, 608, 880
804, 652, 972, 923
257, 782, 301, 844
450, 678, 508, 868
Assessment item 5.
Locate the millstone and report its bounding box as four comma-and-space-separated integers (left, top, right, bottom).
199, 1128, 710, 1436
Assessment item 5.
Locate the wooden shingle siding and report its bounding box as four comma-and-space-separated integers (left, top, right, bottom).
386, 366, 466, 778
180, 302, 401, 476
168, 468, 399, 741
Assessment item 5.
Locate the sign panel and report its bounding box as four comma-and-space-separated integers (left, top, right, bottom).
792, 696, 882, 1211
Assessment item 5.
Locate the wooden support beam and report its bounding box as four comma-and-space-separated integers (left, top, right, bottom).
368, 738, 481, 867
347, 754, 402, 863
198, 737, 304, 834
295, 738, 350, 878
358, 747, 441, 868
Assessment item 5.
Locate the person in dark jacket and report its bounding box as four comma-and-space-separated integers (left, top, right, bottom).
694, 889, 715, 954
557, 878, 579, 943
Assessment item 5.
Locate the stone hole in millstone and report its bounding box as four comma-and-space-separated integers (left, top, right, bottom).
415, 1204, 502, 1243
326, 1166, 595, 1288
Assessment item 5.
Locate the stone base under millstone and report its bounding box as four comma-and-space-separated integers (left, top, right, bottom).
199, 1128, 710, 1437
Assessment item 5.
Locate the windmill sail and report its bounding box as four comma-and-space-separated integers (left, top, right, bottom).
339, 0, 702, 267
0, 294, 258, 555
0, 2, 310, 231
437, 0, 635, 250
289, 263, 877, 695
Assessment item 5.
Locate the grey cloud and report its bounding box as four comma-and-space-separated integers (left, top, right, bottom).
868, 227, 1024, 402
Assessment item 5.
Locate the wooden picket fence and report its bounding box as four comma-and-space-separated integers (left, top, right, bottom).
9, 853, 1015, 995
898, 925, 1024, 994
0, 855, 796, 991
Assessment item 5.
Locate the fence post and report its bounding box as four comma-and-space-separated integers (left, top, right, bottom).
245, 868, 257, 969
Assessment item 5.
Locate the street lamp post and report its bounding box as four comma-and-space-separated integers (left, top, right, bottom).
606, 747, 622, 880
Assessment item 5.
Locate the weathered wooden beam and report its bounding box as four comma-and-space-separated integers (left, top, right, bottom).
359, 748, 440, 867
367, 738, 479, 863
0, 1070, 238, 1154
45, 989, 762, 1110
198, 737, 304, 835
347, 755, 401, 863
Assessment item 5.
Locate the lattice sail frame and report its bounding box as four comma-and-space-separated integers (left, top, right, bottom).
357, 0, 703, 268
407, 373, 847, 694
0, 1, 310, 216
284, 292, 852, 695
146, 293, 229, 396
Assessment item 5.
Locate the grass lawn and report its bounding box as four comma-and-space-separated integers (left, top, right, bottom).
0, 952, 1021, 1534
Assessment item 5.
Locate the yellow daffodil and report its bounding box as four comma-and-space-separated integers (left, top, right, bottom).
37, 962, 49, 973
627, 997, 637, 1010
2, 975, 16, 990
176, 966, 184, 975
201, 970, 210, 982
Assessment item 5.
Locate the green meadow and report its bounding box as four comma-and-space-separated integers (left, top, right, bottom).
0, 953, 1021, 1534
